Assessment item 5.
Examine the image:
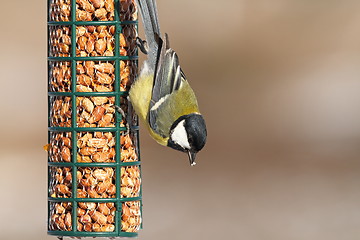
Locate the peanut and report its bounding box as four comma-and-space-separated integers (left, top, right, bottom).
94, 62, 114, 74
77, 74, 92, 86
89, 0, 105, 9
95, 72, 113, 84
81, 97, 95, 113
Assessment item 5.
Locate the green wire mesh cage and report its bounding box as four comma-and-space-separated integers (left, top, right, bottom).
47, 0, 142, 238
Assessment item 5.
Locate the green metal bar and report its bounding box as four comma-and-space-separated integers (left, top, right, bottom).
48, 161, 140, 167
48, 230, 138, 237
48, 20, 137, 26
48, 127, 127, 132
114, 3, 122, 231
115, 111, 121, 235
48, 126, 139, 132
49, 196, 142, 202
48, 91, 127, 97
71, 0, 77, 233
48, 56, 138, 61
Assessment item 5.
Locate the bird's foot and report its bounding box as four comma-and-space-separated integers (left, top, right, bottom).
114, 105, 130, 135
136, 37, 148, 54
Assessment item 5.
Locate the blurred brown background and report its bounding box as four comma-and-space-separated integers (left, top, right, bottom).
1, 0, 360, 239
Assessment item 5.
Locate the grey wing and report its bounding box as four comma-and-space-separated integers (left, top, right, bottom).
148, 33, 185, 136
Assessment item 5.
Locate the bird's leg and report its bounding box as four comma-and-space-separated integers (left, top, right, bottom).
136, 37, 148, 55
115, 105, 130, 135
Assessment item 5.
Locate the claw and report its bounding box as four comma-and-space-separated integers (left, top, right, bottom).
136, 37, 148, 54
114, 105, 130, 135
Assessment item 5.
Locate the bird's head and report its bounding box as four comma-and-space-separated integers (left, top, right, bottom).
168, 113, 207, 166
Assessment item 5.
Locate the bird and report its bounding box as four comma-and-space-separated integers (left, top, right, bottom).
126, 0, 207, 166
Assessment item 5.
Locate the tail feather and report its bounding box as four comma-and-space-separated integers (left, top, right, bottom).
135, 0, 161, 69
147, 0, 160, 35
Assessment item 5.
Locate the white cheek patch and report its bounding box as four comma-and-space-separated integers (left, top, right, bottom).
171, 120, 190, 149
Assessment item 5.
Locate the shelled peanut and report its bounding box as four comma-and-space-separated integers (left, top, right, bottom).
50, 96, 72, 127
49, 61, 71, 92
50, 167, 73, 198
49, 132, 72, 162
77, 132, 115, 163
77, 202, 116, 232
49, 0, 71, 22
121, 166, 141, 198
49, 202, 73, 231
122, 201, 141, 232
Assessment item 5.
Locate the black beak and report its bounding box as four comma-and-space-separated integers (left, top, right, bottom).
187, 151, 197, 166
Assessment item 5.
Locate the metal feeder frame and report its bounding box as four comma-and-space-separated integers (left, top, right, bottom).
47, 0, 142, 238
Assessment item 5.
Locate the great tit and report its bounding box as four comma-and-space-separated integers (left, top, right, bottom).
129, 0, 207, 166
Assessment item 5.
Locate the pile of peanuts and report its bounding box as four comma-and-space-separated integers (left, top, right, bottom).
121, 133, 138, 162
49, 0, 141, 234
49, 61, 71, 92
121, 166, 141, 198
75, 25, 137, 57
49, 0, 137, 22
49, 202, 73, 231
76, 26, 115, 57
77, 132, 116, 163
48, 132, 72, 162
76, 0, 115, 21
50, 201, 141, 232
50, 167, 72, 198
49, 165, 141, 232
49, 26, 71, 58
50, 96, 72, 127
49, 9, 137, 58
76, 61, 115, 91
77, 167, 116, 198
48, 131, 141, 232
77, 96, 116, 128
49, 0, 71, 22
49, 132, 139, 163
77, 202, 116, 232
122, 201, 141, 232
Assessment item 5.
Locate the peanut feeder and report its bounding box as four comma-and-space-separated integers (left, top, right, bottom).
47, 0, 142, 238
